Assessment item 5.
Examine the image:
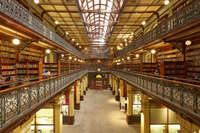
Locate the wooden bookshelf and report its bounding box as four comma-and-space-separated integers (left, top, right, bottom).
44, 63, 58, 76
141, 63, 157, 73
19, 47, 43, 61
160, 61, 185, 78
185, 42, 200, 78
157, 49, 183, 62
61, 62, 69, 74
16, 62, 39, 80
131, 64, 140, 72
0, 40, 17, 80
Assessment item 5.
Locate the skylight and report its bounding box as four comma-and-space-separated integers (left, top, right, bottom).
78, 0, 125, 46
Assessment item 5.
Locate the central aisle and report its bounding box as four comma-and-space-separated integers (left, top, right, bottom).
63, 89, 140, 133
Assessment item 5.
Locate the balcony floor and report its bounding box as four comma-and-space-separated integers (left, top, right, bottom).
63, 89, 140, 133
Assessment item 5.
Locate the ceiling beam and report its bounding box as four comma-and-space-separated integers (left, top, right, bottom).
39, 3, 162, 7
44, 10, 156, 14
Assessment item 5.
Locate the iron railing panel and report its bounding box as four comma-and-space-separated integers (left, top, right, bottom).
111, 70, 200, 123
0, 70, 87, 129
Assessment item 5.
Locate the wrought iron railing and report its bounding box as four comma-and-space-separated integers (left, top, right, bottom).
0, 0, 85, 58
116, 0, 200, 57
0, 70, 87, 130
112, 70, 200, 124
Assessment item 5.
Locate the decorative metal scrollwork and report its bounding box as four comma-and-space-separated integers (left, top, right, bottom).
19, 87, 30, 111
30, 86, 38, 105
4, 91, 18, 121
0, 70, 87, 128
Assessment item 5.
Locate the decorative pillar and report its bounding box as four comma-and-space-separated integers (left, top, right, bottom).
109, 74, 112, 90
58, 61, 61, 76
68, 86, 75, 125
124, 81, 128, 112
119, 79, 124, 109
141, 94, 150, 133
112, 76, 115, 95
54, 98, 63, 133
86, 75, 89, 90
80, 79, 84, 101
75, 81, 80, 110
39, 61, 43, 80
83, 77, 86, 95
126, 84, 133, 124
110, 75, 112, 90
115, 78, 120, 101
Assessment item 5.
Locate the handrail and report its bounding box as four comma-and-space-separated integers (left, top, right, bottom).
0, 70, 88, 130
112, 70, 200, 125
0, 0, 85, 58
0, 70, 81, 90
0, 70, 81, 94
116, 69, 200, 85
118, 70, 200, 89
116, 0, 200, 57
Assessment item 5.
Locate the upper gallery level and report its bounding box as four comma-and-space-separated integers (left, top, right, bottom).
1, 0, 197, 58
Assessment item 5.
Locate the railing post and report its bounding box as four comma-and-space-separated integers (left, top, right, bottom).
17, 90, 21, 115
170, 83, 173, 102
156, 80, 159, 95
193, 92, 198, 113
162, 81, 165, 98
180, 86, 184, 106
0, 96, 3, 128
37, 84, 40, 103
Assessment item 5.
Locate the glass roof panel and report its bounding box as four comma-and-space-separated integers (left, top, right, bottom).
78, 0, 125, 46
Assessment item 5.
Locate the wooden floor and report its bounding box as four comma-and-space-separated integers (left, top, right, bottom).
62, 89, 140, 133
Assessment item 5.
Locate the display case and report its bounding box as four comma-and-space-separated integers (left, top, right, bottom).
133, 93, 141, 115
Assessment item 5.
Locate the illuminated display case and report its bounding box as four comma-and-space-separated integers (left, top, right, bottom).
62, 105, 69, 116
31, 109, 54, 133
133, 93, 141, 115
150, 106, 180, 133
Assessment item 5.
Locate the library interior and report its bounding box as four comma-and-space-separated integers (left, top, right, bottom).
0, 0, 200, 133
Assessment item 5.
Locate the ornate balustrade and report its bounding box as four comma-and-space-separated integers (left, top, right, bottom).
116, 0, 200, 57
0, 0, 85, 58
0, 70, 88, 130
112, 70, 200, 125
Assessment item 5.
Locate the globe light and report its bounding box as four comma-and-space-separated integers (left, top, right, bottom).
34, 0, 39, 4
151, 49, 156, 54
185, 40, 192, 46
55, 20, 59, 25
142, 21, 146, 25
136, 54, 140, 58
45, 49, 51, 54
61, 54, 64, 58
164, 0, 169, 5
12, 38, 20, 45
69, 56, 72, 60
